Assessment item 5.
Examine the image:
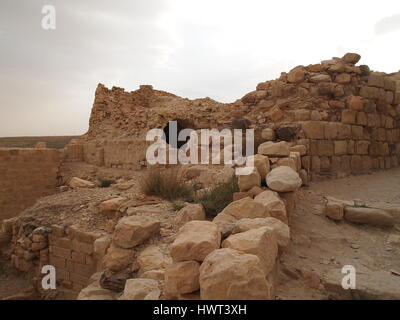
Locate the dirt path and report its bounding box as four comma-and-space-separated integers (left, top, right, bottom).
277, 168, 400, 300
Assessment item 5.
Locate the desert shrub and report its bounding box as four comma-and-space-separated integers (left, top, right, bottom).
141, 168, 194, 201
171, 200, 186, 212
99, 179, 116, 188
195, 176, 239, 218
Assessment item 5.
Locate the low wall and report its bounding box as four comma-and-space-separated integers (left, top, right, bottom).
0, 148, 61, 220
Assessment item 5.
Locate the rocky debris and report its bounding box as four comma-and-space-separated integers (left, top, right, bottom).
258, 141, 290, 157
77, 281, 118, 300
98, 197, 126, 214
69, 177, 95, 189
325, 201, 344, 220
119, 279, 160, 300
342, 52, 361, 64
93, 235, 112, 269
222, 227, 278, 275
164, 261, 200, 298
251, 154, 270, 178
344, 207, 394, 227
199, 248, 272, 300
261, 128, 275, 140
266, 166, 302, 192
175, 204, 206, 225
254, 191, 288, 224
140, 269, 165, 281
113, 216, 161, 249
171, 221, 221, 262
238, 167, 261, 192
114, 180, 135, 191
232, 217, 290, 250
137, 245, 170, 274
219, 197, 269, 220
103, 244, 134, 271
99, 269, 134, 292
287, 67, 305, 84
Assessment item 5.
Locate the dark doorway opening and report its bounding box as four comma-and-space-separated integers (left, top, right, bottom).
162, 119, 195, 149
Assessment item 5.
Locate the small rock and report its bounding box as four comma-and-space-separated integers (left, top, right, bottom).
120, 279, 160, 300
69, 177, 95, 188
113, 216, 161, 249
175, 204, 206, 225
266, 166, 302, 192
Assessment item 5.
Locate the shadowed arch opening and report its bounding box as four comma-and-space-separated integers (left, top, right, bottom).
162, 119, 195, 149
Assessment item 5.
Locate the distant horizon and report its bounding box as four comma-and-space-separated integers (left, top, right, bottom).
1, 0, 400, 137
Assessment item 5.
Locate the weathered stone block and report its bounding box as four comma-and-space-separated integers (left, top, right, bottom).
342, 110, 356, 124
334, 140, 347, 155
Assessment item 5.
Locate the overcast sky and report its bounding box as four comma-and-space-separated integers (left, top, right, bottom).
0, 0, 399, 137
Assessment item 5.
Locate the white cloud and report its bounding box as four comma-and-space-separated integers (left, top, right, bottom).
0, 0, 399, 136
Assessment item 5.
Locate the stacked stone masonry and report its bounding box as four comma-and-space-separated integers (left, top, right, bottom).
1, 218, 101, 295
0, 148, 61, 220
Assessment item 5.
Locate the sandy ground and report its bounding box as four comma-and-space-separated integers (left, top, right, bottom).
277, 168, 400, 300
1, 167, 400, 300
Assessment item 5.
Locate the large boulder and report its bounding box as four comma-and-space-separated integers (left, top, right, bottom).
258, 141, 290, 157
250, 154, 270, 177
344, 207, 394, 227
287, 67, 305, 84
222, 227, 278, 275
69, 177, 95, 188
98, 197, 126, 214
103, 244, 134, 271
342, 52, 361, 64
266, 166, 302, 192
175, 204, 206, 225
171, 221, 221, 262
120, 279, 160, 300
219, 197, 269, 220
238, 167, 261, 192
113, 216, 160, 249
232, 217, 290, 250
164, 261, 200, 298
137, 245, 170, 274
254, 191, 288, 224
199, 248, 272, 300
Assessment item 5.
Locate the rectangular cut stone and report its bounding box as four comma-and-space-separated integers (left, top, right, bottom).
300, 121, 325, 140
341, 110, 356, 124
351, 125, 364, 140
317, 140, 334, 156
336, 123, 351, 139
334, 141, 347, 155
355, 141, 370, 155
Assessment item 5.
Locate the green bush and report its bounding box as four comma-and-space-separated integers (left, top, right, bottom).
195, 176, 239, 218
141, 168, 194, 201
171, 200, 186, 212
99, 179, 116, 188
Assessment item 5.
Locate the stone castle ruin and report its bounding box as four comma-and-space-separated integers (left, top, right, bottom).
0, 53, 400, 300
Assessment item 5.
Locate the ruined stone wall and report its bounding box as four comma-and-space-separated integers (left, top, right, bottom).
0, 148, 61, 220
0, 218, 104, 296
66, 53, 400, 180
